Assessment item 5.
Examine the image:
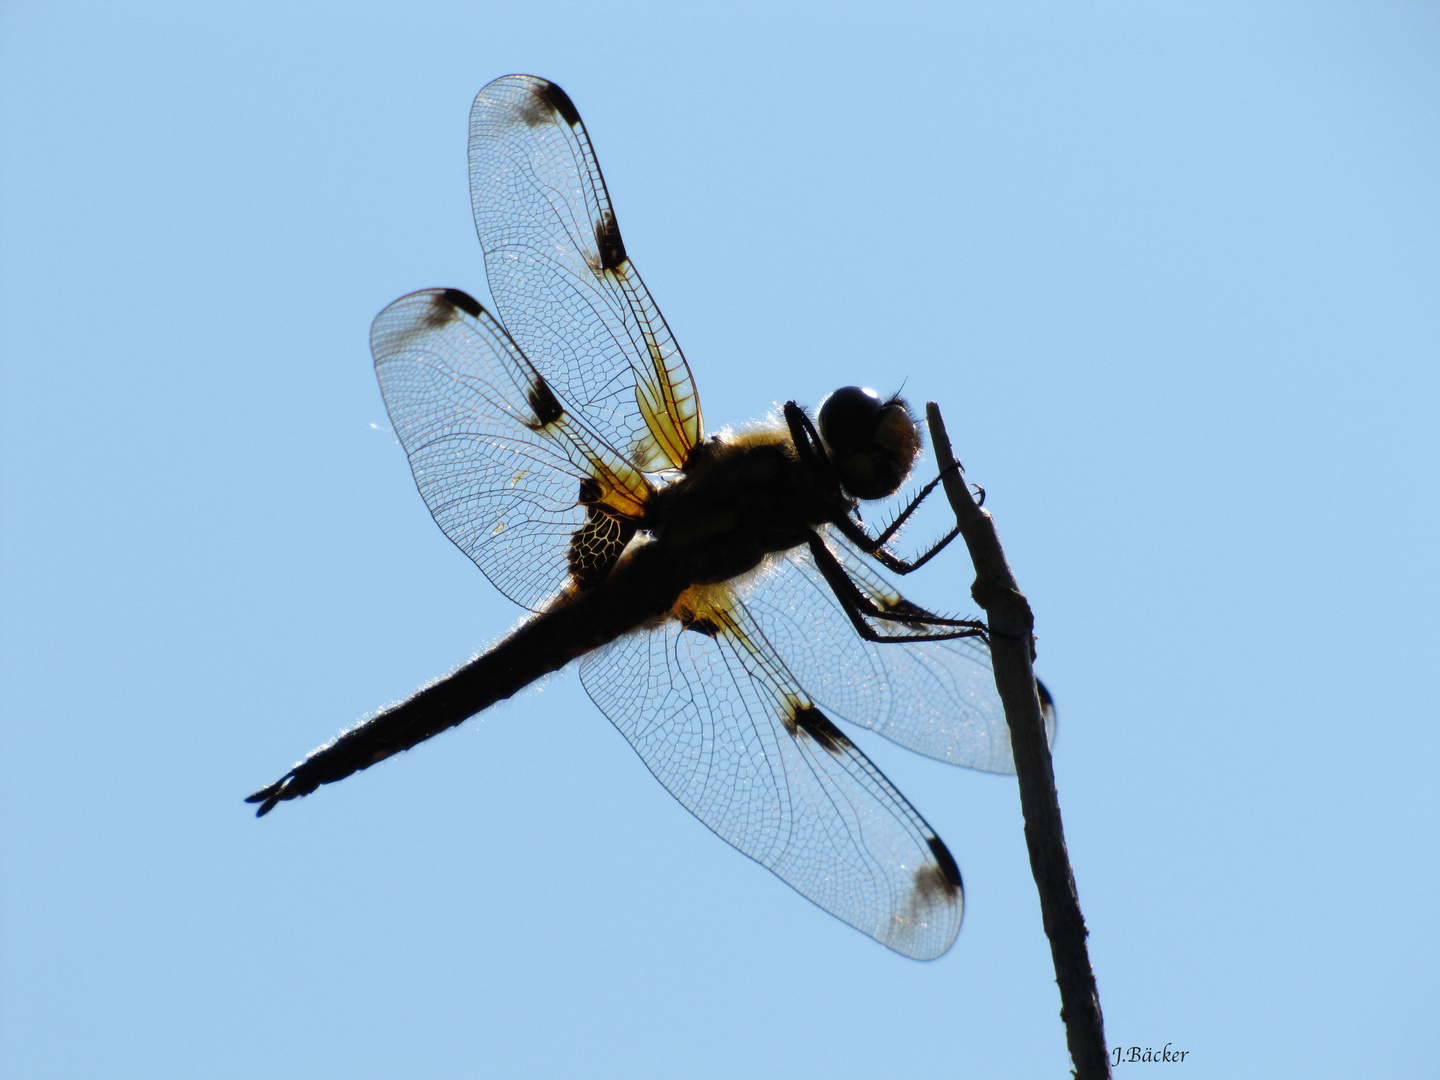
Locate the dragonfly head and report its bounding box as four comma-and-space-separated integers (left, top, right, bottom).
817, 386, 920, 501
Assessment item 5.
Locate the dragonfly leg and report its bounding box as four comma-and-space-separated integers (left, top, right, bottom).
783, 400, 845, 500
784, 399, 973, 575
830, 506, 963, 577
870, 468, 952, 546
805, 534, 987, 645
832, 465, 992, 575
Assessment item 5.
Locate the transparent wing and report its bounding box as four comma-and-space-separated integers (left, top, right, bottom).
736, 532, 1056, 774
371, 288, 653, 613
469, 74, 702, 472
579, 584, 962, 960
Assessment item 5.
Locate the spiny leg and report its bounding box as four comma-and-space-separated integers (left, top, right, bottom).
781, 400, 972, 575
805, 534, 987, 645
782, 401, 840, 491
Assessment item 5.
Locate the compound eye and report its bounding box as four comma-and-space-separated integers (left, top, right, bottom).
816, 386, 919, 501
818, 386, 882, 455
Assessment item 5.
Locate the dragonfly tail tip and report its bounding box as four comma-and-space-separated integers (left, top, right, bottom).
245, 776, 291, 817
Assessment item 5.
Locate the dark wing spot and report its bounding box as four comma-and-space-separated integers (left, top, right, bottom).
680, 614, 720, 637
422, 289, 483, 329
925, 835, 962, 894
439, 288, 482, 318
527, 376, 564, 427
1037, 678, 1055, 721
792, 704, 851, 756
577, 477, 603, 505
675, 599, 722, 637
594, 209, 627, 271
535, 80, 581, 127
567, 505, 635, 591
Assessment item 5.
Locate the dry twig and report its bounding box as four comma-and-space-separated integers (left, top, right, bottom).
925, 402, 1110, 1080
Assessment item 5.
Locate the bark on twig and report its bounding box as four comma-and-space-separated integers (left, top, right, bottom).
925, 402, 1110, 1080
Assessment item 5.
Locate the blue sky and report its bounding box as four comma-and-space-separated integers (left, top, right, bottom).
2, 2, 1436, 1077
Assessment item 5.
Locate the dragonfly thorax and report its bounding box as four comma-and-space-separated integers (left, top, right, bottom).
642, 431, 842, 586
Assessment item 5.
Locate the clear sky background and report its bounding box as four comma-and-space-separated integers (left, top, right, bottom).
2, 2, 1436, 1077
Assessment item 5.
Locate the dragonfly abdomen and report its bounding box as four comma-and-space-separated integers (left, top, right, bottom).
247, 544, 691, 816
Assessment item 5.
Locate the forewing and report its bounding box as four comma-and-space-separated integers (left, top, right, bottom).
578, 584, 962, 960
468, 74, 702, 472
737, 533, 1056, 774
371, 288, 652, 613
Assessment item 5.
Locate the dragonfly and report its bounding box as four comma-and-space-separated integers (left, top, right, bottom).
248, 74, 1054, 961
